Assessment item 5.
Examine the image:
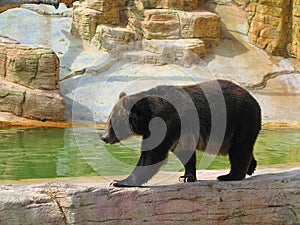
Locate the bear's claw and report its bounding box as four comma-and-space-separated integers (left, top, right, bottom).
110, 180, 137, 187
179, 175, 196, 183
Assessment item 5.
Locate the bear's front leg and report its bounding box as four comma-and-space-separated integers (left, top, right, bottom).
110, 143, 170, 187
172, 150, 197, 183
110, 152, 168, 187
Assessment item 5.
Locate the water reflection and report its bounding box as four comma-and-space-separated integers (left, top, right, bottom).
0, 127, 299, 180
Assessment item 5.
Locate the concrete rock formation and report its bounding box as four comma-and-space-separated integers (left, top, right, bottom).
0, 169, 299, 224
233, 0, 300, 59
71, 0, 220, 61
0, 37, 65, 121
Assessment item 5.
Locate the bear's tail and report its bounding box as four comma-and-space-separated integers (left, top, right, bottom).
247, 156, 257, 176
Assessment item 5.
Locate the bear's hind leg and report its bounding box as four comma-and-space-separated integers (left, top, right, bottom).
173, 150, 197, 182
217, 144, 253, 181
247, 155, 257, 175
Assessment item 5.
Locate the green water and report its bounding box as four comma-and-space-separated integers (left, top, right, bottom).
0, 127, 299, 180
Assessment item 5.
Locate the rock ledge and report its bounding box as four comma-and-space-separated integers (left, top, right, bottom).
0, 169, 299, 224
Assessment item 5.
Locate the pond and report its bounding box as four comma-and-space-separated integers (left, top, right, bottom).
0, 127, 299, 180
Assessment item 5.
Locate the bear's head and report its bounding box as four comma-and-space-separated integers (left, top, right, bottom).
101, 92, 156, 144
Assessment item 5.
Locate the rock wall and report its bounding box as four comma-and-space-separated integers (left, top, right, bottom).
0, 37, 65, 121
71, 0, 220, 61
288, 0, 300, 59
0, 169, 299, 224
239, 0, 300, 59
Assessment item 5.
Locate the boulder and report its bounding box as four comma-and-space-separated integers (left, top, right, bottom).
0, 43, 59, 90
129, 9, 220, 44
141, 9, 181, 39
122, 39, 205, 66
23, 89, 65, 121
0, 36, 65, 121
71, 0, 128, 40
143, 39, 205, 55
0, 80, 26, 116
71, 6, 102, 40
179, 11, 220, 47
0, 80, 65, 121
143, 39, 206, 65
91, 25, 136, 51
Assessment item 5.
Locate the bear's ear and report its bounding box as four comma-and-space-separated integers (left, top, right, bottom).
119, 92, 127, 99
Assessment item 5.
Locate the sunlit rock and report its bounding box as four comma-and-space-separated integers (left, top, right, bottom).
0, 36, 65, 121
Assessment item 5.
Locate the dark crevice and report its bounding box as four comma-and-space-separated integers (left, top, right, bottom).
247, 70, 298, 90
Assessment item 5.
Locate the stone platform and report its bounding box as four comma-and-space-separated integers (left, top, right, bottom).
0, 168, 299, 224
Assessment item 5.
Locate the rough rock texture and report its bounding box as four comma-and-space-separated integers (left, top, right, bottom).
0, 80, 26, 116
71, 0, 220, 58
0, 37, 65, 121
133, 0, 203, 11
91, 25, 136, 51
1, 44, 59, 90
141, 39, 206, 65
288, 0, 300, 59
130, 9, 220, 46
139, 9, 181, 39
0, 169, 299, 224
178, 11, 220, 47
23, 89, 65, 121
1, 3, 299, 125
245, 0, 300, 59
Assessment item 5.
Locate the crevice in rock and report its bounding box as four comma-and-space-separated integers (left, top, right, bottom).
42, 189, 69, 225
0, 93, 9, 98
60, 68, 86, 81
20, 91, 26, 117
29, 54, 41, 88
283, 0, 293, 57
2, 55, 7, 78
246, 70, 298, 90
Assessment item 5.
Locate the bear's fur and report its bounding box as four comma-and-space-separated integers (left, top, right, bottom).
101, 80, 261, 187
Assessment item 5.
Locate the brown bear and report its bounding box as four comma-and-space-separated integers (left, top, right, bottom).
101, 79, 261, 187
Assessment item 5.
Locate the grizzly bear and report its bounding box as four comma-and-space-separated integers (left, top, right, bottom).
101, 80, 261, 187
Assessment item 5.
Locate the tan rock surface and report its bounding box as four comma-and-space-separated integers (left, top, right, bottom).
179, 11, 220, 47
23, 89, 65, 121
1, 43, 59, 90
72, 0, 220, 57
246, 0, 300, 59
134, 0, 202, 10
71, 6, 102, 40
141, 9, 181, 39
0, 168, 299, 224
92, 25, 136, 51
0, 80, 26, 116
0, 37, 65, 121
0, 80, 65, 121
288, 0, 300, 59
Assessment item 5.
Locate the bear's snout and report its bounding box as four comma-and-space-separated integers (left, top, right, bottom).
101, 135, 109, 143
101, 132, 120, 144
